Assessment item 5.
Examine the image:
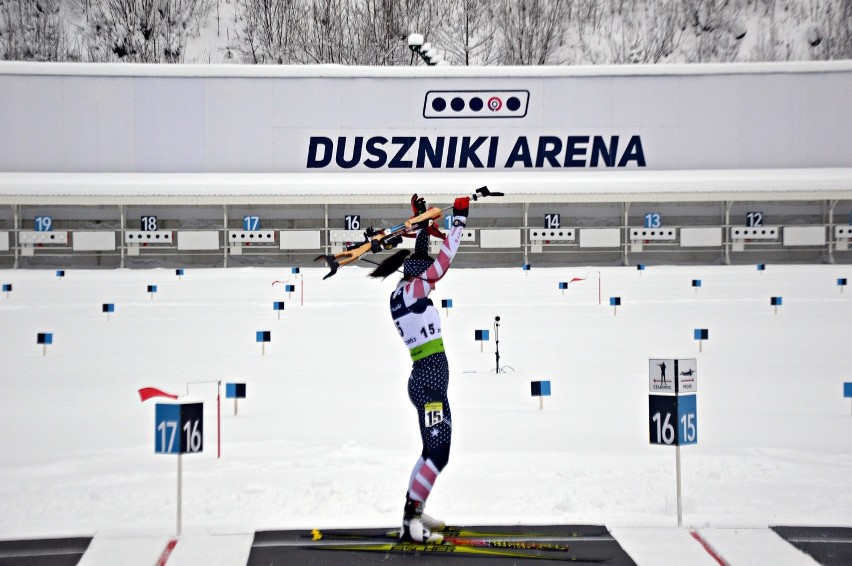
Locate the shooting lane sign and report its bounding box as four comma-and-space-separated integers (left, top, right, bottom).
155, 402, 203, 537
648, 358, 698, 527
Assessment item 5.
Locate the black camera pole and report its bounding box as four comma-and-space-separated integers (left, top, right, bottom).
492, 316, 514, 373
494, 316, 501, 373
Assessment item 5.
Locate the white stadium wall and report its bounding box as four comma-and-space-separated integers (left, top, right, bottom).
0, 61, 850, 268
0, 62, 850, 174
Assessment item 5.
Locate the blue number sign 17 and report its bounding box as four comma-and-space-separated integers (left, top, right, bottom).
155, 403, 203, 454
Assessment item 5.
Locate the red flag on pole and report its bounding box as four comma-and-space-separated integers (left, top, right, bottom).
138, 387, 179, 402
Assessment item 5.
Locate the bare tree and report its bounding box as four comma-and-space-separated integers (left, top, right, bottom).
231, 0, 299, 63
435, 0, 499, 65
0, 0, 75, 60
602, 0, 684, 64
682, 0, 742, 62
493, 0, 572, 65
83, 0, 212, 62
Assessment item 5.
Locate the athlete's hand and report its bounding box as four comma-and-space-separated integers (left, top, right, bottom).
411, 194, 427, 216
453, 196, 470, 218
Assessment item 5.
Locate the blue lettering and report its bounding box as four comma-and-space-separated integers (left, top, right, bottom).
591, 136, 618, 167
487, 137, 498, 168
535, 136, 562, 167
564, 136, 589, 167
459, 136, 487, 168
618, 135, 646, 167
445, 137, 458, 168
335, 136, 363, 169
306, 137, 333, 168
389, 137, 415, 168
417, 137, 444, 168
504, 137, 532, 168
364, 136, 388, 169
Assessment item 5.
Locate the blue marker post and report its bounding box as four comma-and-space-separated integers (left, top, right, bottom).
56, 270, 65, 279
771, 296, 783, 314
694, 328, 709, 353
637, 264, 646, 276
147, 284, 157, 299
474, 329, 490, 353
256, 330, 271, 356
522, 264, 531, 277
274, 301, 286, 320
692, 279, 702, 294
441, 298, 453, 317
37, 332, 53, 356
285, 283, 296, 299
102, 303, 115, 322
610, 296, 622, 316
225, 383, 247, 416
2, 283, 11, 299
845, 382, 852, 415
558, 281, 568, 295
175, 269, 185, 280
757, 264, 766, 273
531, 380, 551, 410
838, 278, 847, 294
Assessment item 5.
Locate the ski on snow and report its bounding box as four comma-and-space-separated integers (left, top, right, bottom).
301, 528, 614, 563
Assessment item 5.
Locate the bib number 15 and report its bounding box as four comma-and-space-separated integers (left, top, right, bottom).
424, 402, 444, 428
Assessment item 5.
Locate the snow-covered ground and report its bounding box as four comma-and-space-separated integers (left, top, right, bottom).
1, 264, 850, 564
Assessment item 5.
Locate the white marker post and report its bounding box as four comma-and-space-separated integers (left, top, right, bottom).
531, 381, 551, 410
155, 402, 203, 537
37, 332, 52, 356
256, 331, 271, 356
474, 329, 489, 353
610, 296, 621, 316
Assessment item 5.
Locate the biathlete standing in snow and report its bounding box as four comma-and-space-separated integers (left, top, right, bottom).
369, 194, 470, 544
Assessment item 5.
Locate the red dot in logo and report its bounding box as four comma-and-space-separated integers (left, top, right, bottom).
487, 97, 502, 111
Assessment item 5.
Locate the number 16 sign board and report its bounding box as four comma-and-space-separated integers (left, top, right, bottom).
155, 403, 203, 454
649, 394, 697, 446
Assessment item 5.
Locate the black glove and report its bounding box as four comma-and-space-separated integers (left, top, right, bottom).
411, 194, 427, 216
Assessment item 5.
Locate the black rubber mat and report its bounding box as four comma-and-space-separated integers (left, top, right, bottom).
0, 538, 91, 566
249, 525, 635, 565
771, 526, 852, 566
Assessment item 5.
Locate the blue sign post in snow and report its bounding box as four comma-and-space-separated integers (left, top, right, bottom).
475, 329, 489, 352
771, 296, 783, 314
441, 298, 453, 316
256, 331, 271, 356
2, 283, 11, 298
37, 332, 53, 356
694, 328, 709, 352
844, 382, 852, 415
273, 301, 285, 319
692, 279, 701, 293
531, 380, 551, 410
838, 278, 847, 293
610, 296, 621, 316
225, 383, 247, 416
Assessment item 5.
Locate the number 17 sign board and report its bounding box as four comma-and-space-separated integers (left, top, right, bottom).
155, 403, 203, 454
